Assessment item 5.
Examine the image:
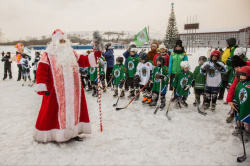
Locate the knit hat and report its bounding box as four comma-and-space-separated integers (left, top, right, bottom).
159, 44, 166, 50
232, 56, 246, 68
175, 40, 183, 47
151, 42, 159, 48
226, 38, 236, 47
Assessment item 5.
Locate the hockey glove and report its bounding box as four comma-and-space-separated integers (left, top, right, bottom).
149, 80, 153, 89
134, 75, 141, 86
191, 80, 195, 87
118, 79, 125, 88
35, 58, 40, 62
79, 68, 87, 75
159, 74, 166, 81
109, 73, 114, 79
100, 74, 105, 81
45, 91, 50, 96
214, 62, 223, 71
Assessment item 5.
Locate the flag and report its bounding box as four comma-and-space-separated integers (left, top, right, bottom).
133, 27, 149, 47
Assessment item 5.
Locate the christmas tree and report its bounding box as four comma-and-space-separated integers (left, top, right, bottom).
164, 3, 179, 49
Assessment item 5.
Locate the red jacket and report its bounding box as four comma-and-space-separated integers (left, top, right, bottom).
153, 53, 170, 67
226, 61, 250, 103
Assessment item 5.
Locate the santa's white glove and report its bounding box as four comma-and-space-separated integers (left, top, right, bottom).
184, 85, 191, 91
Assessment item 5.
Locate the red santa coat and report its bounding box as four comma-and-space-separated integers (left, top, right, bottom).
34, 50, 91, 143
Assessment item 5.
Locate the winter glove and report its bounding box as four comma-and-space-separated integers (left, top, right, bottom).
214, 62, 223, 71
184, 85, 191, 91
100, 74, 105, 81
191, 80, 195, 87
45, 91, 50, 96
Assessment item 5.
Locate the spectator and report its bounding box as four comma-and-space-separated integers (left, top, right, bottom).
102, 43, 114, 87
147, 42, 159, 61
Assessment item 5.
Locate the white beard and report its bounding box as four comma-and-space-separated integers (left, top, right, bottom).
47, 39, 78, 72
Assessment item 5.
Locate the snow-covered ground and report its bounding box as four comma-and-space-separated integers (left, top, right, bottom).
0, 46, 250, 165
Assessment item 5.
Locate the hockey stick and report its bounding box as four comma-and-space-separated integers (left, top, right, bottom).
165, 87, 175, 120
103, 78, 113, 92
113, 79, 127, 107
154, 68, 163, 114
116, 81, 150, 111
237, 114, 247, 162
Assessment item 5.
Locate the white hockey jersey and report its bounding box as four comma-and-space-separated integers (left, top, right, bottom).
136, 62, 154, 85
201, 61, 228, 87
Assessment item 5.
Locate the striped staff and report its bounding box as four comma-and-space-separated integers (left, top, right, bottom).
97, 58, 103, 132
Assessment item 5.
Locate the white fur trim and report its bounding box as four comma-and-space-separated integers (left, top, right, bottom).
88, 52, 97, 67
63, 64, 76, 139
38, 61, 49, 65
36, 83, 48, 92
33, 122, 91, 143
47, 54, 62, 129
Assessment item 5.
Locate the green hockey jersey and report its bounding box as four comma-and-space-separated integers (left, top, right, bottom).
87, 61, 105, 82
127, 56, 139, 78
193, 65, 206, 89
172, 71, 193, 96
151, 66, 169, 93
234, 81, 250, 121
112, 64, 127, 86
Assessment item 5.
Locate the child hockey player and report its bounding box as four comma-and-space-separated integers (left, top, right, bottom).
31, 52, 40, 82
127, 48, 140, 98
200, 50, 228, 111
20, 54, 31, 85
231, 66, 250, 142
173, 61, 193, 108
1, 52, 12, 80
134, 52, 154, 101
149, 56, 169, 108
192, 56, 207, 106
87, 58, 105, 97
110, 57, 127, 97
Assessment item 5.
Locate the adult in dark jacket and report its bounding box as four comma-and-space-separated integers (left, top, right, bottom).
102, 43, 114, 87
1, 52, 12, 80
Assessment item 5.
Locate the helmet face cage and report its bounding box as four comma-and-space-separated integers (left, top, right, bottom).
156, 57, 165, 66
116, 57, 123, 64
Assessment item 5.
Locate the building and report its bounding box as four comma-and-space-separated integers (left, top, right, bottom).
179, 26, 250, 48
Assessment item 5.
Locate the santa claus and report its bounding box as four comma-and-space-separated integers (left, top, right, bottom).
34, 29, 92, 143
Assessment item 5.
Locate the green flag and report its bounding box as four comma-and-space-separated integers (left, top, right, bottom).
133, 27, 149, 47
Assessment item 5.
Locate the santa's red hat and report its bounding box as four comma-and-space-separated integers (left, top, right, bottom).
52, 29, 66, 42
